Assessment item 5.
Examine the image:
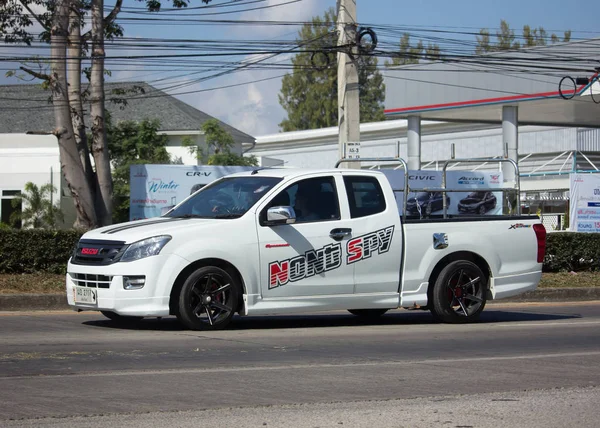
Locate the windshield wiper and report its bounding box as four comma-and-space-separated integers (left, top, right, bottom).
213, 214, 242, 219
169, 214, 207, 219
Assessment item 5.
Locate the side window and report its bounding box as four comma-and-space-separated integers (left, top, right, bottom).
344, 176, 386, 218
263, 177, 340, 224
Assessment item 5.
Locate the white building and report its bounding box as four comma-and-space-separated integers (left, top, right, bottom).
0, 82, 254, 227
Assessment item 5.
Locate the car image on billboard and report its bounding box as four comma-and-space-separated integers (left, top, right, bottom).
458, 191, 497, 215
406, 191, 450, 216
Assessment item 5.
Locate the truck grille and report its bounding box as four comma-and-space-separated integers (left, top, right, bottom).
71, 239, 126, 266
69, 273, 113, 289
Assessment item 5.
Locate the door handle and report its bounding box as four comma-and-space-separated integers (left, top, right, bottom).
330, 228, 352, 241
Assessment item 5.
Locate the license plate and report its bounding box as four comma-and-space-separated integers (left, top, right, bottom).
73, 287, 97, 304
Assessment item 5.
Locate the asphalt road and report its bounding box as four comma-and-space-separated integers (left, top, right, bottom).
2, 302, 600, 427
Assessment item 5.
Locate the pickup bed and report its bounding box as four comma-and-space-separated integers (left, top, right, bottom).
66, 167, 546, 330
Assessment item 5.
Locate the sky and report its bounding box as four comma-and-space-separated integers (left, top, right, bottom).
1, 0, 598, 137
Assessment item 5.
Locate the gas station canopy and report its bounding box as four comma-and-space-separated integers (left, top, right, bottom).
383, 38, 600, 127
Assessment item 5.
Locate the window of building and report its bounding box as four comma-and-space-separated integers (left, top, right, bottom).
1, 190, 22, 228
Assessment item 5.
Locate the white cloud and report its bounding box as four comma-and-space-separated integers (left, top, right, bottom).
176, 67, 287, 136
236, 0, 330, 37
168, 0, 337, 136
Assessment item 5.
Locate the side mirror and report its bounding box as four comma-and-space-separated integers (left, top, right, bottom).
267, 206, 296, 225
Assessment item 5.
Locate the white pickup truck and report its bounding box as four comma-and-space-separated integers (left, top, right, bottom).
66, 162, 546, 330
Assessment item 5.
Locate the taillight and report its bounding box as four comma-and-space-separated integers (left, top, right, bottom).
533, 223, 546, 263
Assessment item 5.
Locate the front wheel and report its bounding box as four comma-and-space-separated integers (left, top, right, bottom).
177, 266, 239, 331
430, 260, 487, 323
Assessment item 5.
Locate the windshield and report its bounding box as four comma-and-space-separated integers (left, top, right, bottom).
466, 192, 484, 199
164, 176, 282, 219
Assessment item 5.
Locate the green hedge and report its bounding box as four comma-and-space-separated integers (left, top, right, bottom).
0, 230, 83, 274
544, 232, 600, 272
0, 229, 599, 274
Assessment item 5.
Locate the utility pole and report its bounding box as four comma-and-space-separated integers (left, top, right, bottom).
337, 0, 360, 168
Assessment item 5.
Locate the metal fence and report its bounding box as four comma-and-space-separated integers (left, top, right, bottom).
541, 214, 567, 231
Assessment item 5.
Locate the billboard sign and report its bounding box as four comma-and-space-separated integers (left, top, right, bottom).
570, 173, 600, 233
130, 164, 255, 220
381, 169, 504, 216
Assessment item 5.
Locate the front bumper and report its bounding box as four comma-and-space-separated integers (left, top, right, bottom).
458, 205, 478, 213
66, 252, 190, 317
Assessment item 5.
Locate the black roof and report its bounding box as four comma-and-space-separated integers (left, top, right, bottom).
0, 81, 254, 144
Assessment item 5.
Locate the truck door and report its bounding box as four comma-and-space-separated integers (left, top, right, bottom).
342, 175, 403, 294
256, 175, 355, 298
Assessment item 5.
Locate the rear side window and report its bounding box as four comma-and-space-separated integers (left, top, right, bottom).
344, 176, 386, 218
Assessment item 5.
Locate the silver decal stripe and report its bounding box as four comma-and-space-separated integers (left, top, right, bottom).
101, 218, 184, 234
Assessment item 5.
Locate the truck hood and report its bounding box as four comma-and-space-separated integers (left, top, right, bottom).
81, 217, 226, 244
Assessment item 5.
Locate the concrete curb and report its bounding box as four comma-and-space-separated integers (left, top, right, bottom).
0, 294, 69, 311
490, 287, 600, 303
1, 288, 600, 312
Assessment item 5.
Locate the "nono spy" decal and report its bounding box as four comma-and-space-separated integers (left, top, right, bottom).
267, 226, 395, 289
347, 226, 395, 264
269, 243, 342, 289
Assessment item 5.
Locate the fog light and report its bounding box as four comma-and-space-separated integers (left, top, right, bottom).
123, 275, 145, 290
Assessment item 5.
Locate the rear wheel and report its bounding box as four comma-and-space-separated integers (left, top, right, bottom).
177, 266, 239, 331
348, 309, 389, 317
430, 260, 487, 323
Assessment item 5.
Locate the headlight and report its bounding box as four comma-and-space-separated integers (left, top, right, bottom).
120, 236, 172, 262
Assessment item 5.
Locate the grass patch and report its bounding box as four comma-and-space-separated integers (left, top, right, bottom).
0, 274, 65, 295
0, 272, 599, 295
538, 271, 600, 288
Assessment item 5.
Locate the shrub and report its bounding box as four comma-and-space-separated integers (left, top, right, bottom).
1, 229, 599, 275
0, 229, 83, 274
543, 232, 600, 272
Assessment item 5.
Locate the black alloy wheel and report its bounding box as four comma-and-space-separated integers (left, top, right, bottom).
430, 260, 487, 323
177, 266, 239, 330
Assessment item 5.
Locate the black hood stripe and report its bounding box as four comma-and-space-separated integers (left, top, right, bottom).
101, 218, 184, 234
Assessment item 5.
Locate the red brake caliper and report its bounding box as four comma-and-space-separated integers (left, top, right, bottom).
448, 277, 461, 305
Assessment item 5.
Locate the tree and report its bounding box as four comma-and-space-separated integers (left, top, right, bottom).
183, 119, 258, 167
476, 20, 571, 53
385, 33, 441, 66
0, 0, 212, 230
10, 182, 65, 229
107, 118, 173, 224
278, 7, 385, 132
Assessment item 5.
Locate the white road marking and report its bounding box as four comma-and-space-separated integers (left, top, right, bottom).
496, 320, 600, 328
3, 350, 600, 381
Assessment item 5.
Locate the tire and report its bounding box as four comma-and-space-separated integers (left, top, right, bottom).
177, 266, 239, 331
348, 309, 389, 317
430, 260, 487, 323
100, 311, 143, 325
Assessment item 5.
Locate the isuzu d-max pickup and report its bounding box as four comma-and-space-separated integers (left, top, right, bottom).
66, 165, 546, 330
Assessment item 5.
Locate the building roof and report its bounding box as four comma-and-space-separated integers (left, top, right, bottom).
0, 81, 254, 144
383, 37, 600, 127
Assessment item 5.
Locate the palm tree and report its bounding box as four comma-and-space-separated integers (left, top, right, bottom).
10, 182, 64, 229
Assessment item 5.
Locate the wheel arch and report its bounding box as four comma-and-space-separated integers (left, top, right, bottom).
426, 251, 492, 305
169, 258, 247, 316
